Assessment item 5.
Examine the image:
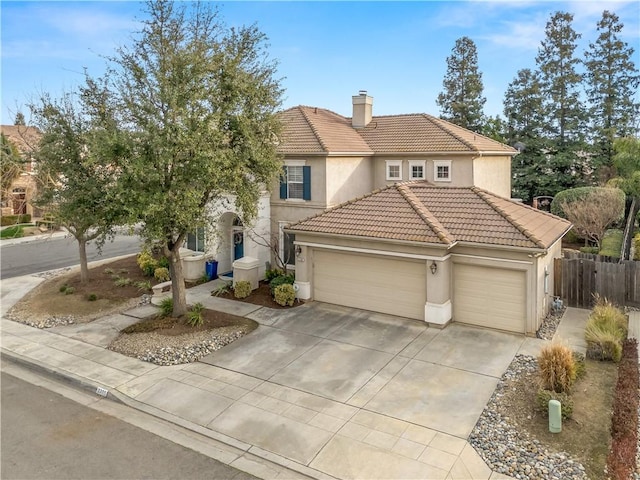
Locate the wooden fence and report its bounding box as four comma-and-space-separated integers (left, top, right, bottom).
554, 252, 640, 308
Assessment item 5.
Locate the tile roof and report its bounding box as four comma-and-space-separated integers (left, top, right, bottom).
287, 182, 571, 250
277, 107, 516, 155
0, 125, 41, 155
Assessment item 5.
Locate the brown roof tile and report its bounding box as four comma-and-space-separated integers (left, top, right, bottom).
1, 125, 41, 155
277, 107, 516, 155
288, 182, 571, 250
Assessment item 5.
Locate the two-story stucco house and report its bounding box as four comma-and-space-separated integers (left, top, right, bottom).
204, 92, 570, 335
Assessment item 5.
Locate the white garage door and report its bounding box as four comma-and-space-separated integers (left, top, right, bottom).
453, 264, 526, 333
313, 250, 426, 320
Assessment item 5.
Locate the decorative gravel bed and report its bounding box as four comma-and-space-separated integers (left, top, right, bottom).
469, 355, 588, 480
108, 325, 251, 366
536, 304, 566, 340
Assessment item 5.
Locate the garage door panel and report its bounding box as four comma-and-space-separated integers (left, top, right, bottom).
453, 264, 526, 333
313, 250, 426, 320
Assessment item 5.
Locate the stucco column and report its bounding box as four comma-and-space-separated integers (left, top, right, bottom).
293, 245, 311, 299
425, 257, 452, 326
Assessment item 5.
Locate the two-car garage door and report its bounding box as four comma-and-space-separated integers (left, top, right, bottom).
313, 250, 426, 321
453, 263, 526, 333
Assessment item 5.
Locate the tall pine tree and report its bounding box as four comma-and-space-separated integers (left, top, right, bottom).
436, 36, 486, 133
584, 10, 640, 180
535, 11, 590, 194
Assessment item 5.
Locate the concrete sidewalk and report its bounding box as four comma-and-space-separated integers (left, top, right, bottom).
2, 270, 588, 480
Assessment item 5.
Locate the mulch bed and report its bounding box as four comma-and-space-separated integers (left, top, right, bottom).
214, 280, 304, 309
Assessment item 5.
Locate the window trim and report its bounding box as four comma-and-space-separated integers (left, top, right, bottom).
186, 226, 206, 252
280, 161, 311, 201
409, 160, 426, 180
385, 160, 402, 181
433, 160, 452, 182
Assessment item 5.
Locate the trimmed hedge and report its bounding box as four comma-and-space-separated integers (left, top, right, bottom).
550, 187, 625, 221
606, 339, 639, 480
1, 214, 31, 226
634, 232, 640, 261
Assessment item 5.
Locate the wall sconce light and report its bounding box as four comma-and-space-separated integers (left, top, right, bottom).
430, 261, 438, 275
295, 245, 302, 256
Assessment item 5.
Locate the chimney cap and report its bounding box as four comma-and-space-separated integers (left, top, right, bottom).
358, 90, 368, 96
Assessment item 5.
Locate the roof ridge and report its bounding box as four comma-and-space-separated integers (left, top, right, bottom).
420, 114, 477, 151
397, 183, 455, 245
298, 107, 330, 153
472, 187, 546, 249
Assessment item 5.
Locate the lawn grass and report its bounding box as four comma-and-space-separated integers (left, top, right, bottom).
0, 224, 26, 239
599, 229, 623, 258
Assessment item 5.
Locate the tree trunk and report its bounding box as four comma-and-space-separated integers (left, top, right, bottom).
78, 238, 89, 282
168, 247, 188, 317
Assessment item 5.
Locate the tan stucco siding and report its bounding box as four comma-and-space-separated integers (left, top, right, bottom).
325, 156, 373, 206
472, 155, 512, 198
534, 239, 563, 330
372, 155, 475, 189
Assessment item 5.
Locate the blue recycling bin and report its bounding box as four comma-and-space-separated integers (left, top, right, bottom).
205, 260, 218, 280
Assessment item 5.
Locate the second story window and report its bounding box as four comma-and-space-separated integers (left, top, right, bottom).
409, 160, 426, 180
434, 160, 452, 182
386, 160, 402, 181
280, 163, 311, 200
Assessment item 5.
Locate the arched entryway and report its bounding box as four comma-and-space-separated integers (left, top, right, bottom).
216, 212, 244, 276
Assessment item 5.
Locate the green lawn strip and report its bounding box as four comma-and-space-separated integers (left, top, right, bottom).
0, 225, 25, 239
599, 229, 623, 258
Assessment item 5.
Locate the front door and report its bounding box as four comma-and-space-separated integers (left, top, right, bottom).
233, 231, 244, 260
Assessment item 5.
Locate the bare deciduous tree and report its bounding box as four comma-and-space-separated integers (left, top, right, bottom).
559, 187, 625, 248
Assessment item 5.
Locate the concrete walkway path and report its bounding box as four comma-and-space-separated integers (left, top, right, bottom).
2, 272, 587, 480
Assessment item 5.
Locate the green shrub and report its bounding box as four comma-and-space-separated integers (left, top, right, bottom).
234, 280, 252, 299
551, 187, 625, 222
265, 268, 283, 282
157, 256, 170, 269
159, 297, 173, 317
537, 342, 577, 393
274, 283, 296, 307
137, 249, 158, 276
536, 389, 574, 419
114, 277, 133, 287
103, 268, 115, 274
580, 246, 600, 254
64, 286, 75, 295
87, 293, 98, 301
634, 233, 640, 261
211, 282, 231, 297
0, 214, 31, 226
154, 267, 170, 282
59, 283, 69, 293
186, 303, 205, 327
269, 273, 295, 295
563, 227, 582, 245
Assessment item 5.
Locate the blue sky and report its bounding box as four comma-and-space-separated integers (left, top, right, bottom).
1, 1, 639, 125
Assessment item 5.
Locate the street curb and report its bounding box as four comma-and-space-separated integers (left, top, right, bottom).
0, 349, 124, 404
0, 348, 326, 480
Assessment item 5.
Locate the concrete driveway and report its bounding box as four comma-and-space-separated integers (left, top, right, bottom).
200, 302, 526, 439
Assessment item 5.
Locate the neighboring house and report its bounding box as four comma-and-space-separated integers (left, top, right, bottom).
0, 125, 41, 218
285, 182, 571, 335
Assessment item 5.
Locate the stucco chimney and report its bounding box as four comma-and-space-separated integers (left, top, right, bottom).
352, 90, 373, 128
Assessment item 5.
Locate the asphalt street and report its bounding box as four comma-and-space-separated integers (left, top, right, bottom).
0, 233, 142, 279
0, 367, 257, 480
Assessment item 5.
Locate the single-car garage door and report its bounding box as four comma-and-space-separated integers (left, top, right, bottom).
313, 250, 426, 320
453, 264, 526, 333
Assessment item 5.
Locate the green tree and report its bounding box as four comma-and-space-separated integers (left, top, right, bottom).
436, 36, 486, 133
584, 11, 640, 179
536, 11, 585, 144
95, 1, 283, 316
29, 92, 128, 282
503, 68, 547, 202
0, 133, 23, 205
610, 137, 640, 198
14, 112, 26, 126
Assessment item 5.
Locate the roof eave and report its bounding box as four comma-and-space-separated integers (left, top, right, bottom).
454, 240, 548, 255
